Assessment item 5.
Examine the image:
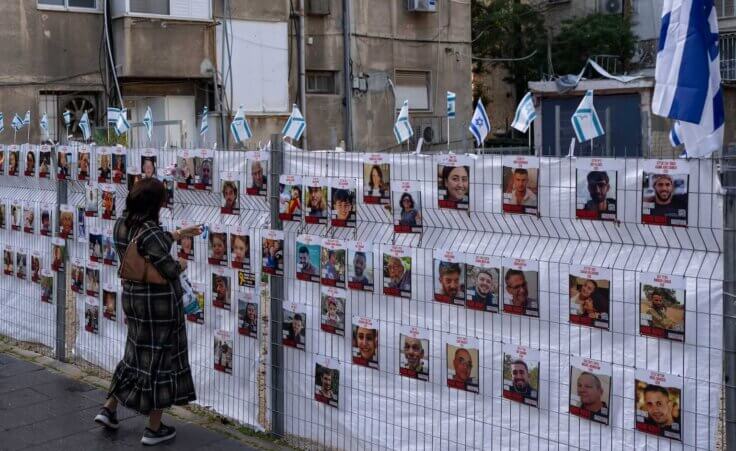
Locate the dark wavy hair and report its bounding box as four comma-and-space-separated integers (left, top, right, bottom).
124, 177, 166, 228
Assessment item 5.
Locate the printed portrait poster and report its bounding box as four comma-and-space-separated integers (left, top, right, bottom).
76, 206, 86, 241
84, 296, 99, 334
382, 245, 412, 299
282, 303, 307, 350
162, 173, 174, 209
237, 291, 258, 338
399, 326, 430, 381
635, 369, 683, 442
502, 155, 540, 215
22, 202, 35, 234
434, 249, 466, 305
0, 145, 4, 175
70, 258, 85, 293
569, 265, 611, 330
502, 343, 540, 407
56, 145, 72, 180
208, 224, 229, 266
466, 254, 502, 313
363, 154, 391, 205
295, 234, 321, 283
126, 167, 142, 191
352, 316, 379, 369
85, 184, 98, 218
304, 176, 328, 225
437, 154, 471, 210
214, 329, 234, 375
15, 250, 27, 279
186, 282, 205, 324
641, 159, 689, 227
30, 251, 41, 283
211, 267, 232, 310
330, 178, 357, 228
261, 229, 284, 276
502, 258, 540, 318
229, 225, 251, 271
175, 149, 196, 189
446, 335, 480, 393
220, 172, 240, 215
40, 269, 54, 304
140, 149, 158, 179
569, 356, 612, 426
99, 184, 116, 220
59, 205, 75, 239
102, 229, 116, 266
314, 356, 340, 408
38, 145, 51, 179
39, 204, 52, 237
23, 144, 36, 177
10, 201, 21, 231
0, 202, 6, 230
7, 145, 20, 176
76, 145, 90, 181
103, 284, 118, 321
111, 147, 127, 184
320, 286, 346, 336
576, 158, 621, 221
639, 273, 686, 342
321, 238, 346, 288
97, 147, 112, 183
51, 238, 65, 272
246, 151, 268, 196
85, 262, 101, 297
176, 148, 214, 190
393, 181, 423, 234
176, 220, 196, 262
88, 228, 103, 263
2, 246, 13, 275
347, 240, 374, 292
278, 175, 303, 222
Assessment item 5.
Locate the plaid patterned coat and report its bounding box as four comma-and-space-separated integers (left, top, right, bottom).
108, 218, 196, 414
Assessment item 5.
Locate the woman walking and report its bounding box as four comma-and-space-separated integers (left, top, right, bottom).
94, 178, 202, 445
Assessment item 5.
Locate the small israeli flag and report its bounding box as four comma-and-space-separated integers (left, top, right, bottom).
22, 111, 30, 126
571, 90, 604, 143
511, 92, 537, 133
107, 107, 120, 126
79, 111, 91, 141
447, 91, 456, 119
469, 101, 491, 146
282, 104, 306, 141
115, 109, 130, 136
11, 114, 23, 131
0, 112, 5, 133
63, 110, 72, 128
393, 100, 413, 144
40, 113, 49, 134
230, 105, 253, 143
669, 121, 683, 147
143, 106, 153, 140
199, 106, 209, 136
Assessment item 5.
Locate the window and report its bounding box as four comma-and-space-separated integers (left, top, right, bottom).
130, 0, 169, 14
113, 0, 210, 20
717, 0, 736, 17
38, 0, 99, 10
394, 71, 431, 111
307, 71, 337, 94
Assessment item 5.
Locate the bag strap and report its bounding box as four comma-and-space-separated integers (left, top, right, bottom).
117, 226, 150, 278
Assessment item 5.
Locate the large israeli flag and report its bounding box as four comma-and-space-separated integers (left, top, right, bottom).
79, 111, 91, 141
393, 100, 413, 144
571, 90, 604, 143
447, 91, 456, 119
469, 101, 491, 146
115, 109, 130, 136
143, 106, 153, 140
652, 0, 724, 157
63, 110, 72, 129
230, 105, 253, 143
11, 114, 23, 131
40, 113, 49, 134
511, 92, 536, 133
282, 105, 306, 141
199, 106, 209, 136
107, 107, 120, 126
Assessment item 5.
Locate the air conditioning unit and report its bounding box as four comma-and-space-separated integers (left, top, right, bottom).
600, 0, 622, 14
411, 117, 442, 147
307, 0, 330, 16
407, 0, 437, 13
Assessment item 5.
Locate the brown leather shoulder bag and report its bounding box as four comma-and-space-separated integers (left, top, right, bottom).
118, 228, 169, 285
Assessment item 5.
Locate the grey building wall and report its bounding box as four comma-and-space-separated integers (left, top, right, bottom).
0, 3, 104, 144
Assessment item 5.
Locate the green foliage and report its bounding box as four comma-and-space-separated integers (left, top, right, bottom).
552, 14, 638, 75
471, 0, 547, 98
93, 127, 128, 147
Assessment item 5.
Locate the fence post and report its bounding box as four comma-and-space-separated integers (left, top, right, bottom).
269, 133, 285, 437
722, 147, 736, 449
55, 166, 68, 362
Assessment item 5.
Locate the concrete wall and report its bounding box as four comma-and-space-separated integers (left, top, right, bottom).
0, 3, 103, 143
473, 67, 517, 136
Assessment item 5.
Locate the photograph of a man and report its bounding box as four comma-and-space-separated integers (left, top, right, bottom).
247, 160, 267, 196
640, 284, 685, 341
314, 362, 339, 408
295, 241, 320, 283
569, 361, 611, 425
576, 170, 617, 221
502, 268, 539, 317
642, 172, 689, 226
635, 375, 682, 441
466, 265, 499, 312
502, 345, 539, 407
569, 274, 610, 330
348, 249, 373, 291
383, 253, 412, 298
282, 310, 306, 350
399, 334, 429, 381
502, 166, 539, 214
434, 260, 465, 305
446, 344, 479, 393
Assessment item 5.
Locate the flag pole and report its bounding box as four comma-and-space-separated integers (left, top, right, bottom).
26, 122, 30, 143
447, 115, 450, 152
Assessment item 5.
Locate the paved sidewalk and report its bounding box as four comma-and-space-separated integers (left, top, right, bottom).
0, 352, 258, 450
